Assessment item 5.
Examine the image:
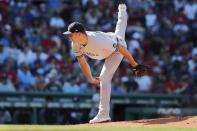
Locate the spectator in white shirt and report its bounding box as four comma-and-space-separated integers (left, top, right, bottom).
85, 8, 101, 29
0, 45, 9, 64
17, 47, 37, 66
174, 0, 186, 11
49, 12, 65, 29
184, 0, 197, 20
135, 75, 152, 92
128, 32, 142, 55
145, 8, 157, 29
188, 54, 197, 73
17, 64, 35, 91
63, 79, 80, 93
173, 22, 189, 33
192, 47, 197, 57
171, 50, 183, 63
0, 73, 16, 92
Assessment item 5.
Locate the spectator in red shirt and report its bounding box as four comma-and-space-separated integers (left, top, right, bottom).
164, 73, 179, 93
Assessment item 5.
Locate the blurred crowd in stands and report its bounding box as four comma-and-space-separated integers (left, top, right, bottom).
0, 0, 197, 96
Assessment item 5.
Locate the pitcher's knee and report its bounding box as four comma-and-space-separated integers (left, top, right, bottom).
100, 74, 113, 82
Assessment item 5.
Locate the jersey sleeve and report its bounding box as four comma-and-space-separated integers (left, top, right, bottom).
71, 42, 83, 56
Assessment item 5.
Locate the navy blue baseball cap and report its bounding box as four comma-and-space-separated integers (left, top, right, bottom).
63, 22, 85, 35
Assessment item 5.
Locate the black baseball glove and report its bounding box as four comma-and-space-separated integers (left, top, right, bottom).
132, 64, 150, 77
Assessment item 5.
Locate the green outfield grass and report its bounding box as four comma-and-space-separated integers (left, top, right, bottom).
0, 125, 196, 131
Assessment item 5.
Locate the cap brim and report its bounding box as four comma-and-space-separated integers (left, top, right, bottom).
62, 31, 72, 35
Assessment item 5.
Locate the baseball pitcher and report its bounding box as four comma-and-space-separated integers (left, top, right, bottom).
63, 4, 148, 123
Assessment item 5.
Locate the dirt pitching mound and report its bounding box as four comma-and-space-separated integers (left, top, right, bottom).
90, 116, 197, 128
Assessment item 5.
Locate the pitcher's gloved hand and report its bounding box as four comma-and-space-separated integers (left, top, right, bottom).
132, 64, 150, 77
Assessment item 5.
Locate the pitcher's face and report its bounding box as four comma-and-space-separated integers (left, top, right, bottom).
69, 32, 87, 45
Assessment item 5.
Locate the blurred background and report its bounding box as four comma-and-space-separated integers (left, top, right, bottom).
0, 0, 197, 125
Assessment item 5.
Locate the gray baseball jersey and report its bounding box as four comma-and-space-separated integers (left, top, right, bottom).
72, 31, 125, 60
